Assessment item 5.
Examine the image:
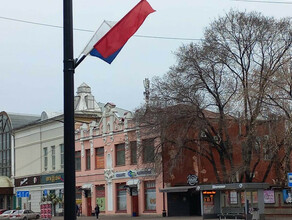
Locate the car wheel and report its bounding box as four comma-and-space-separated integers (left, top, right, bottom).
36, 214, 40, 219
23, 217, 27, 220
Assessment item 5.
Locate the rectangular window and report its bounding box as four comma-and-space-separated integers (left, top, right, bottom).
44, 147, 48, 171
130, 141, 137, 165
86, 149, 91, 170
117, 183, 127, 211
60, 144, 64, 169
142, 139, 155, 163
144, 181, 156, 211
75, 151, 81, 171
95, 147, 104, 169
116, 144, 125, 166
51, 146, 55, 170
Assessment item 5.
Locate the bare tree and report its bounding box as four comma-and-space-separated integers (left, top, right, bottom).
135, 10, 292, 184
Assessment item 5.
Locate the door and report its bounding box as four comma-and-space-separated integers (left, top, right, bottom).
86, 197, 92, 216
131, 187, 138, 216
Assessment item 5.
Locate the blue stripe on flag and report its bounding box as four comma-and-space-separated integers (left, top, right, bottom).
90, 47, 122, 64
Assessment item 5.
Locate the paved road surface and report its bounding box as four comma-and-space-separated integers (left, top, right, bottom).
51, 214, 292, 220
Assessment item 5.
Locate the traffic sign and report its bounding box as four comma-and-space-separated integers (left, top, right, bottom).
16, 191, 29, 198
288, 173, 292, 187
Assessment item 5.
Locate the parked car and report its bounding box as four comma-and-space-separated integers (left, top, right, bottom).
0, 210, 15, 220
9, 210, 39, 220
0, 210, 7, 215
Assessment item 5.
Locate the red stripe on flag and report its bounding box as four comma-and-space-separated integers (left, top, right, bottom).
93, 0, 155, 58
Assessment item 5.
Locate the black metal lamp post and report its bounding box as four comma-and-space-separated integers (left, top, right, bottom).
63, 0, 76, 219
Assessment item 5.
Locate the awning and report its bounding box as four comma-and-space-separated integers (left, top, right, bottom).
81, 183, 92, 190
127, 179, 140, 187
159, 186, 196, 193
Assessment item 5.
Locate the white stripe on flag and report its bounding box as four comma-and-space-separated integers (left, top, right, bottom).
79, 20, 117, 57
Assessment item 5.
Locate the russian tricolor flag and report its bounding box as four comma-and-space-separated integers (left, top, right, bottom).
79, 0, 155, 64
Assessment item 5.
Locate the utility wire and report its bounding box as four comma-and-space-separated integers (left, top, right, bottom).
0, 15, 199, 41
233, 0, 292, 4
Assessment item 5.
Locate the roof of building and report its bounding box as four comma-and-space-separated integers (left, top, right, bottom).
7, 112, 40, 129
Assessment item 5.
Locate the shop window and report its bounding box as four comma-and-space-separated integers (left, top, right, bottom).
264, 190, 275, 204
203, 191, 215, 214
142, 139, 154, 163
86, 149, 91, 170
144, 181, 156, 211
59, 189, 63, 208
117, 183, 127, 211
130, 141, 137, 165
229, 191, 238, 204
96, 185, 105, 212
0, 195, 4, 209
76, 187, 82, 207
95, 147, 104, 169
116, 144, 125, 166
240, 191, 258, 204
75, 151, 81, 171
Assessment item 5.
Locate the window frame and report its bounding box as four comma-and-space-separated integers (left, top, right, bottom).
142, 139, 155, 163
95, 147, 104, 169
60, 144, 64, 169
86, 149, 91, 170
51, 145, 55, 170
116, 183, 127, 212
130, 141, 137, 165
115, 143, 125, 166
144, 181, 156, 212
44, 147, 48, 171
75, 151, 81, 171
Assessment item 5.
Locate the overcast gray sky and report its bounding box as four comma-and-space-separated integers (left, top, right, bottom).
0, 0, 291, 115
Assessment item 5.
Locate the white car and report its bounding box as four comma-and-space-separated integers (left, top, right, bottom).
9, 210, 40, 220
0, 210, 15, 220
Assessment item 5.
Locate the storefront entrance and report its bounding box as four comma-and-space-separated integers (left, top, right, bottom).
131, 187, 139, 216
167, 191, 201, 216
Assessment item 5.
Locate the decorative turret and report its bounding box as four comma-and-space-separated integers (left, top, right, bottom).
74, 83, 102, 114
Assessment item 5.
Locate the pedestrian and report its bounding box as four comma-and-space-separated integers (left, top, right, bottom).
76, 204, 79, 217
95, 204, 100, 219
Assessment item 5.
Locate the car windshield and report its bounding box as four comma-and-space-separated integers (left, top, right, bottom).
2, 210, 14, 214
14, 210, 24, 214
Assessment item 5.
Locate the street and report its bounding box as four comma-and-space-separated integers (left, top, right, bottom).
51, 214, 292, 220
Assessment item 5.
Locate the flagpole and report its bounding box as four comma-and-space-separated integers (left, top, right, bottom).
63, 0, 76, 220
75, 55, 86, 68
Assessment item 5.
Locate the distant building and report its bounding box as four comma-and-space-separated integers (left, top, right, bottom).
75, 102, 164, 216
0, 111, 39, 210
12, 83, 102, 214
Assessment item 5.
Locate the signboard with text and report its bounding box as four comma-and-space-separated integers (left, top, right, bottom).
16, 191, 29, 198
15, 176, 40, 187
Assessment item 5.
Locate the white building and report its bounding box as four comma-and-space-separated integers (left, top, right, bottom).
13, 83, 102, 214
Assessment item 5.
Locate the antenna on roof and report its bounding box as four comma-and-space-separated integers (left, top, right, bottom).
143, 78, 150, 106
